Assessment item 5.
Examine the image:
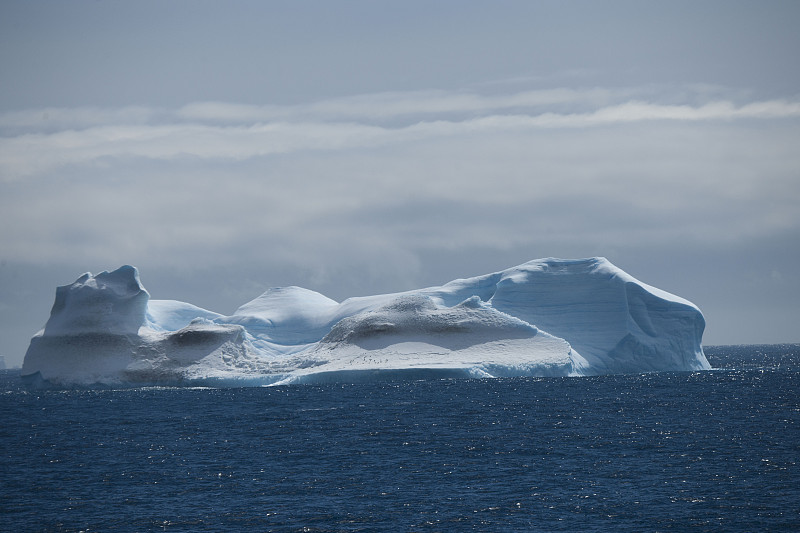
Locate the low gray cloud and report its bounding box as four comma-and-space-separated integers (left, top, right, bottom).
2, 88, 799, 180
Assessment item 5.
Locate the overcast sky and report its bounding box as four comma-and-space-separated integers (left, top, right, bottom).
1, 1, 799, 367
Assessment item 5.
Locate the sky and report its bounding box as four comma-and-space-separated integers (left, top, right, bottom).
1, 0, 799, 367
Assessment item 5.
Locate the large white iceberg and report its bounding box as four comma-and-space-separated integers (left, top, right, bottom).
21, 258, 709, 387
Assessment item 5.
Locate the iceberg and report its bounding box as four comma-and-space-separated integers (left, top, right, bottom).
21, 258, 709, 387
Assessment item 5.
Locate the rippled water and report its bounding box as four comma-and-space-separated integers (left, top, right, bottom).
1, 344, 798, 531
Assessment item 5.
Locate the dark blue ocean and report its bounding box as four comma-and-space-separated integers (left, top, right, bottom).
1, 345, 798, 532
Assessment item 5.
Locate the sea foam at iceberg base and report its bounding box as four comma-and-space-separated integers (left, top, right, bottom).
21, 258, 710, 387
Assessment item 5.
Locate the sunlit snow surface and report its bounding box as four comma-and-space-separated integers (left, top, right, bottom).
21, 258, 709, 387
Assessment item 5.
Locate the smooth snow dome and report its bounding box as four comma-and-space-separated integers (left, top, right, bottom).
21, 258, 709, 387
218, 287, 340, 348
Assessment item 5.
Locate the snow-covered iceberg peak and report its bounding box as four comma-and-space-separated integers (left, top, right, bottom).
21, 258, 710, 388
218, 286, 339, 346
23, 266, 152, 385
486, 257, 707, 373
43, 265, 149, 336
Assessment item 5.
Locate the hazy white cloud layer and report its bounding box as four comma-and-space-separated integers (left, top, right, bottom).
3, 89, 799, 180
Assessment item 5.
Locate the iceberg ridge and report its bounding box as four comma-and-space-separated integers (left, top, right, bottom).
21, 258, 709, 387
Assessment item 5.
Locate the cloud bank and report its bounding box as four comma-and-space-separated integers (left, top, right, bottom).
3, 88, 799, 181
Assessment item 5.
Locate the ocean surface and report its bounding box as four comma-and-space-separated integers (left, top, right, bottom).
1, 344, 798, 532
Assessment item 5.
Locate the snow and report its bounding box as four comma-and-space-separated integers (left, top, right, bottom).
145, 300, 222, 332
21, 258, 710, 387
42, 265, 149, 336
217, 286, 339, 348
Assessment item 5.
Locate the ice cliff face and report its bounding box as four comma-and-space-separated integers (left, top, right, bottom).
21, 258, 709, 387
